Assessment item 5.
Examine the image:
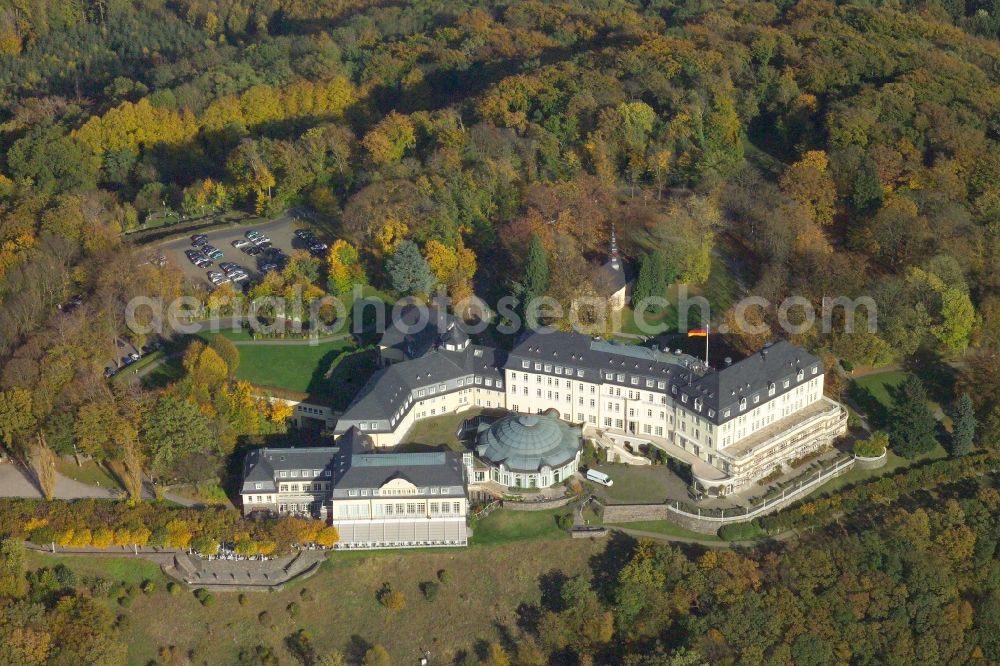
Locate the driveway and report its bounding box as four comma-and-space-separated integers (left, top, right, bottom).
152, 213, 330, 290
0, 463, 117, 500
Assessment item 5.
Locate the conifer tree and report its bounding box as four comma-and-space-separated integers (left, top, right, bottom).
889, 375, 937, 458
523, 234, 549, 305
949, 392, 976, 457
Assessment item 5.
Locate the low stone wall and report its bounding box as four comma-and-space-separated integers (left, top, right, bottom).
854, 452, 887, 470
601, 503, 672, 523
571, 527, 609, 539
505, 494, 576, 511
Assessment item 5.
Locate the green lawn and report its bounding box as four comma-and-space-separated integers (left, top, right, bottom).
111, 350, 165, 386
853, 370, 908, 409
26, 551, 166, 586
397, 408, 503, 453
587, 463, 687, 505
610, 520, 722, 542
806, 442, 948, 500
470, 507, 571, 546
26, 533, 606, 665
55, 458, 123, 491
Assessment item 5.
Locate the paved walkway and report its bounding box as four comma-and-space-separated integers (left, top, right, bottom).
0, 462, 201, 506
0, 463, 117, 500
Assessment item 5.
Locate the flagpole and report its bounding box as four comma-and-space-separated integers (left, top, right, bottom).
705, 322, 709, 367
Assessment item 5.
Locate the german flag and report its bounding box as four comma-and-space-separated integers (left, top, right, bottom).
687, 328, 708, 337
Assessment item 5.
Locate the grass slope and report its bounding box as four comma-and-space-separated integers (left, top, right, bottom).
27, 534, 605, 665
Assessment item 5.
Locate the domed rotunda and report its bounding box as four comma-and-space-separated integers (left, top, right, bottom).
474, 410, 582, 488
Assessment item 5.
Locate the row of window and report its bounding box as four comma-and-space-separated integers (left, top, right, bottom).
346, 486, 455, 497
276, 469, 329, 480
279, 482, 328, 493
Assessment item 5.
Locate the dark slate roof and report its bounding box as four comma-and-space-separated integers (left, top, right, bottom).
678, 341, 823, 425
508, 331, 703, 385
240, 447, 339, 493
332, 431, 466, 494
379, 304, 462, 361
335, 344, 506, 427
592, 256, 628, 297
509, 333, 821, 426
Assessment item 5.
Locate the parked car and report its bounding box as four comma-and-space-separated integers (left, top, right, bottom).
204, 246, 224, 259
104, 367, 117, 378
252, 235, 271, 245
243, 246, 262, 256
260, 262, 278, 272
585, 469, 614, 487
229, 271, 249, 282
294, 229, 313, 239
191, 234, 208, 245
185, 249, 203, 264
232, 239, 250, 248
245, 230, 262, 240
208, 271, 229, 285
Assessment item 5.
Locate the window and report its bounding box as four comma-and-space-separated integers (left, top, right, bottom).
348, 489, 358, 496
522, 360, 529, 368
439, 383, 446, 391
544, 364, 552, 372
768, 382, 776, 396
279, 471, 287, 478
359, 423, 368, 430
418, 389, 425, 397
255, 483, 262, 490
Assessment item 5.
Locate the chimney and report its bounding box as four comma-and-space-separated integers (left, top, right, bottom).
724, 357, 732, 366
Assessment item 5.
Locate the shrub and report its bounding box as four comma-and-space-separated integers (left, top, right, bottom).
85, 575, 114, 598
378, 586, 406, 612
420, 580, 439, 601
201, 593, 215, 607
854, 432, 888, 458
299, 587, 313, 602
167, 581, 181, 595
287, 601, 300, 617
141, 579, 156, 595
437, 569, 450, 584
555, 513, 574, 530
193, 588, 210, 604
718, 521, 764, 541
258, 611, 273, 628
841, 359, 854, 372
238, 593, 248, 606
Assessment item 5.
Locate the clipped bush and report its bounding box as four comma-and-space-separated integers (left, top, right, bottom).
299, 587, 313, 602
238, 593, 248, 606
141, 579, 156, 595
201, 593, 215, 607
555, 513, 574, 530
718, 521, 764, 541
167, 581, 181, 595
287, 601, 300, 617
420, 581, 439, 601
378, 586, 406, 612
258, 611, 273, 628
437, 569, 450, 584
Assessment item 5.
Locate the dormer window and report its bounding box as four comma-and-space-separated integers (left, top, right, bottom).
522, 360, 529, 368
796, 370, 805, 381
681, 394, 688, 404
753, 394, 760, 404
811, 365, 818, 375
694, 398, 702, 411
768, 382, 776, 396
783, 379, 790, 388
739, 397, 747, 411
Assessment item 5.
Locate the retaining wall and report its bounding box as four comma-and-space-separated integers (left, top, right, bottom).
601, 504, 672, 523
505, 494, 577, 511
854, 451, 887, 470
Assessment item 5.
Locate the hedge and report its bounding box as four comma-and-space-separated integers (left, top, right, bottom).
758, 452, 997, 533
0, 498, 338, 556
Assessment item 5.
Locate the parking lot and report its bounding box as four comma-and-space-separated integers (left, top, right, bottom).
153, 214, 328, 290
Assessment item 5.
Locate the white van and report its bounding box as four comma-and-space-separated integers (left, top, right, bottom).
586, 469, 613, 487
